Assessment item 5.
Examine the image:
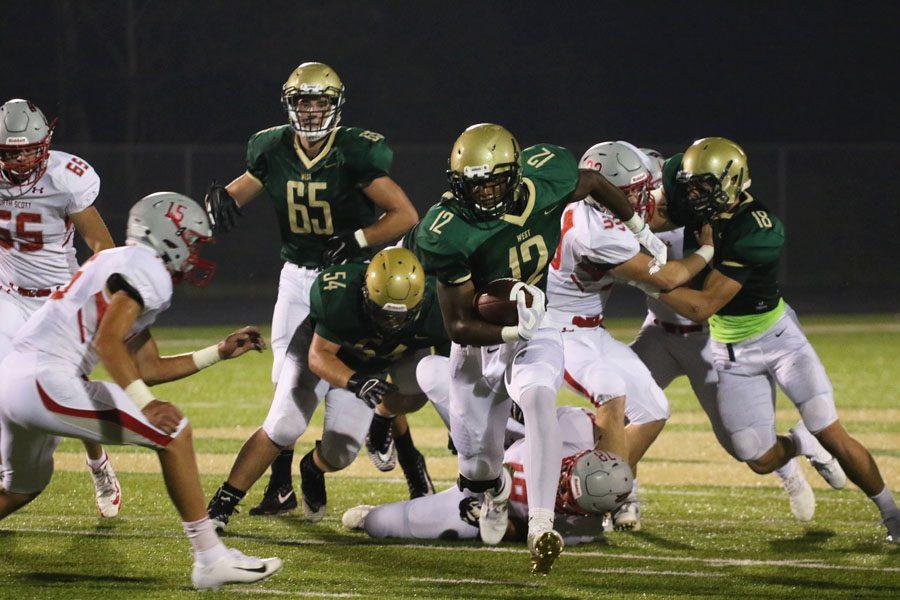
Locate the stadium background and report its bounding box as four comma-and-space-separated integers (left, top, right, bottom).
2, 1, 898, 323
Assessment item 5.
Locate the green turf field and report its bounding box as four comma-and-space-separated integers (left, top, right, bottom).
1, 315, 898, 599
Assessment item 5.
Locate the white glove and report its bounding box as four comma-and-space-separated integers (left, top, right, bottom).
624, 214, 667, 273
514, 283, 545, 340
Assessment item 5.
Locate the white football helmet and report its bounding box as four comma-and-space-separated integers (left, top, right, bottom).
557, 449, 634, 515
0, 99, 56, 196
580, 141, 659, 220
126, 192, 215, 286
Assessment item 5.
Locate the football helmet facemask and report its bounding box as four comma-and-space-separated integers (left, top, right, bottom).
675, 137, 750, 223
282, 62, 345, 142
447, 123, 523, 222
363, 247, 426, 335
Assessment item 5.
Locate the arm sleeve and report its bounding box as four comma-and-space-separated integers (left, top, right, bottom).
717, 225, 783, 284
117, 254, 172, 312
308, 277, 343, 344
65, 159, 101, 214
245, 133, 268, 184
579, 220, 640, 266
347, 133, 393, 187
529, 144, 579, 202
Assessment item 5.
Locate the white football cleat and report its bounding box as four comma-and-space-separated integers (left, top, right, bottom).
528, 522, 564, 575
613, 502, 641, 531
89, 458, 121, 518
790, 422, 847, 489
479, 469, 511, 545
780, 467, 815, 522
884, 512, 899, 544
342, 505, 374, 531
192, 547, 283, 590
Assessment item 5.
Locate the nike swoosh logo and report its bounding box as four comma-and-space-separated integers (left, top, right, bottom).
486, 347, 500, 354
236, 565, 269, 573
775, 329, 786, 337
543, 207, 557, 216
277, 490, 295, 504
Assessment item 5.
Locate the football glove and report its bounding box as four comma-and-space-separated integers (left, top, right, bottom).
323, 232, 362, 267
514, 283, 545, 340
204, 180, 242, 233
347, 373, 397, 409
624, 214, 667, 273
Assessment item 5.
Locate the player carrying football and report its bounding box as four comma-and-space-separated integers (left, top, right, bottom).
0, 98, 122, 517
204, 62, 419, 515
0, 192, 283, 588
657, 137, 898, 543
408, 123, 667, 574
207, 248, 444, 530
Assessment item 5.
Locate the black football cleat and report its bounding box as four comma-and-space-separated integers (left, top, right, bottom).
400, 450, 435, 499
248, 481, 298, 516
299, 452, 327, 522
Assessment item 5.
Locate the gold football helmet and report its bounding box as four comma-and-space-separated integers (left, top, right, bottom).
676, 137, 750, 220
364, 247, 426, 334
447, 123, 523, 221
282, 62, 345, 141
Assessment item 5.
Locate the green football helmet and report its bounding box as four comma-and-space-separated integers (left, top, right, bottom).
676, 137, 751, 221
447, 123, 523, 221
363, 247, 425, 335
282, 62, 345, 141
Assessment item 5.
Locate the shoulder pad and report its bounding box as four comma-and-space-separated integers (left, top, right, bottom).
49, 150, 100, 194
248, 125, 290, 152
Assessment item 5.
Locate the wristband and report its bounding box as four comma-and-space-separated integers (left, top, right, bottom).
354, 229, 369, 249
192, 345, 222, 370
125, 379, 156, 409
501, 326, 521, 343
695, 245, 714, 265
623, 213, 645, 234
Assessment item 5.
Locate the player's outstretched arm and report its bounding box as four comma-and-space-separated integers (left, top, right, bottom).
129, 326, 266, 386
71, 206, 114, 253
613, 225, 715, 293
658, 269, 743, 322
204, 173, 264, 233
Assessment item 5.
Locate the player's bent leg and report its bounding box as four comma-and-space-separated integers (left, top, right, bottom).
358, 487, 478, 540
813, 420, 887, 496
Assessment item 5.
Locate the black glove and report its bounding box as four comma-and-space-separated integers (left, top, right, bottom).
347, 373, 397, 408
322, 232, 362, 267
204, 180, 243, 233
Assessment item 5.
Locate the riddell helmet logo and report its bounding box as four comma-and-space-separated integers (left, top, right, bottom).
5, 137, 28, 144
570, 475, 583, 499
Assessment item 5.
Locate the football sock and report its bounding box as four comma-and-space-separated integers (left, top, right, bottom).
627, 478, 640, 503
369, 413, 395, 453
270, 449, 294, 487
869, 487, 898, 519
519, 386, 563, 513
395, 429, 417, 462
300, 450, 324, 477
528, 507, 554, 530
86, 450, 108, 471
775, 458, 798, 480
183, 517, 228, 565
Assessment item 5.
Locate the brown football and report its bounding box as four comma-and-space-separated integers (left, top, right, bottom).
474, 278, 533, 326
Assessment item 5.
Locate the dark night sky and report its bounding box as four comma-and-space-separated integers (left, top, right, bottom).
2, 0, 898, 146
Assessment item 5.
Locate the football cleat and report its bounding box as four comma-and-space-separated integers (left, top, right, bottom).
884, 511, 899, 544
790, 422, 847, 489
207, 486, 242, 532
528, 526, 564, 575
342, 505, 374, 531
191, 547, 283, 590
365, 430, 396, 472
248, 481, 298, 516
613, 502, 641, 531
479, 468, 512, 545
400, 449, 435, 499
89, 458, 121, 518
299, 454, 327, 522
780, 467, 816, 522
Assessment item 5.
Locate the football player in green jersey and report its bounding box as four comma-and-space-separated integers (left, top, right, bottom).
657, 137, 898, 543
407, 123, 667, 574
204, 62, 419, 515
207, 248, 445, 530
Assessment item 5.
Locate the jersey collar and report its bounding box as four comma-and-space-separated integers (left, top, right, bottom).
500, 178, 536, 226
293, 128, 338, 170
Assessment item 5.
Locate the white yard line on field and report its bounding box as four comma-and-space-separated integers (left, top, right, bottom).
583, 568, 725, 578
409, 577, 541, 587
231, 589, 360, 598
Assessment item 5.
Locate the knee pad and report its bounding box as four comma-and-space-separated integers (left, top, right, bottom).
263, 415, 306, 449
319, 432, 362, 471
416, 355, 450, 405
457, 455, 501, 483
582, 370, 627, 407
797, 392, 838, 434
730, 427, 775, 462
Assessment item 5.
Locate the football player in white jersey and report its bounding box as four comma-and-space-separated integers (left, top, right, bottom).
629, 147, 822, 522
545, 141, 717, 531
0, 98, 123, 517
342, 390, 627, 548
0, 192, 283, 589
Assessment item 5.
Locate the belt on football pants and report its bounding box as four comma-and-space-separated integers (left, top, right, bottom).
571, 315, 604, 329
3, 282, 57, 298
653, 318, 704, 335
